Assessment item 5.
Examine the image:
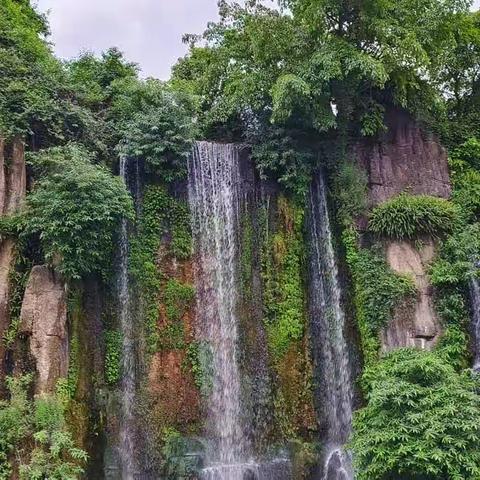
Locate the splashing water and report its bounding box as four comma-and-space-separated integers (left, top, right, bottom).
307, 172, 354, 480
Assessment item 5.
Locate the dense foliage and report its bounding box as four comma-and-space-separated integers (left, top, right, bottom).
24, 144, 134, 278
352, 349, 480, 480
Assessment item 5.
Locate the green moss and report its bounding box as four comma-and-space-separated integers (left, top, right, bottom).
369, 193, 457, 239
104, 330, 122, 386
262, 196, 306, 360
130, 185, 192, 354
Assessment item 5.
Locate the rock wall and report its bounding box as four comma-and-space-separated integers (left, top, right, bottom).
353, 109, 450, 352
20, 265, 68, 394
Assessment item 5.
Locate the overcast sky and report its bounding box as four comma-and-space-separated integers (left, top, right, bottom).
36, 0, 480, 80
35, 0, 220, 79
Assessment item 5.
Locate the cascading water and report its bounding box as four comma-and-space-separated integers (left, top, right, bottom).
118, 156, 137, 479
188, 142, 291, 480
189, 141, 248, 479
307, 171, 354, 480
469, 277, 480, 371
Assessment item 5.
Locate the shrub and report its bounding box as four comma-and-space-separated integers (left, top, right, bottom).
333, 161, 368, 226
369, 193, 457, 239
351, 349, 480, 480
24, 144, 134, 278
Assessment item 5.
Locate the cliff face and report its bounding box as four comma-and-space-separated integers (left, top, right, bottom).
354, 108, 451, 207
353, 109, 451, 352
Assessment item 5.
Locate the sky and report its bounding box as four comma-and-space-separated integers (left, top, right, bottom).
35, 0, 220, 80
36, 0, 480, 81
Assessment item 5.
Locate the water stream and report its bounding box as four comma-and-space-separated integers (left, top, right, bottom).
188, 141, 291, 480
118, 156, 137, 479
307, 171, 354, 480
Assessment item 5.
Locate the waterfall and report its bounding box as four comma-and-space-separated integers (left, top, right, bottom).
188, 142, 291, 480
118, 156, 137, 479
307, 172, 354, 480
189, 141, 247, 479
470, 277, 480, 371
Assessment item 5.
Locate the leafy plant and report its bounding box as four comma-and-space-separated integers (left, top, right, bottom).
352, 248, 416, 332
351, 349, 480, 480
117, 87, 196, 182
369, 193, 457, 239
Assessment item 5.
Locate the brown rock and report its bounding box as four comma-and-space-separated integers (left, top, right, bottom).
20, 266, 68, 394
354, 108, 451, 206
381, 240, 441, 352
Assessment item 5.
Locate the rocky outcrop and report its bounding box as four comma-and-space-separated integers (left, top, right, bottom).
354, 108, 451, 206
20, 266, 68, 394
382, 240, 440, 352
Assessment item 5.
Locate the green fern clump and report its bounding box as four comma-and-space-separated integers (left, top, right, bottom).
369, 193, 457, 239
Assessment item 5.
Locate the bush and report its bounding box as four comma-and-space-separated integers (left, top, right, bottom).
369, 193, 457, 239
351, 349, 480, 480
24, 144, 134, 278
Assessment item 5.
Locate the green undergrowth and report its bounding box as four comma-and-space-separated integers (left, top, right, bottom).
129, 185, 192, 354
0, 375, 88, 480
159, 279, 195, 351
184, 341, 213, 396
351, 348, 480, 480
3, 248, 30, 350
427, 139, 480, 369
